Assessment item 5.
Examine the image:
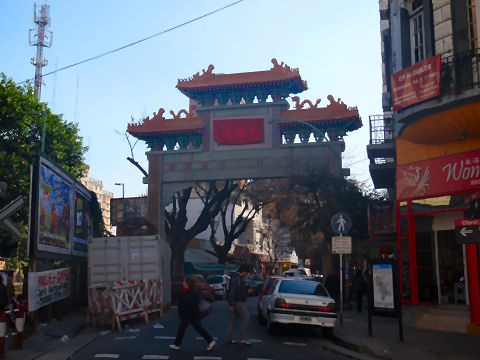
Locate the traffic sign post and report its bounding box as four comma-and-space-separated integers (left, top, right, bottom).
455, 219, 480, 244
331, 212, 352, 325
331, 212, 352, 234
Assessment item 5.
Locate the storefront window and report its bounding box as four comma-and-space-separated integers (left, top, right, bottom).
400, 217, 410, 301
399, 201, 408, 215
415, 215, 438, 302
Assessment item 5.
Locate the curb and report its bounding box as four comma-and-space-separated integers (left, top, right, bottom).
330, 334, 387, 359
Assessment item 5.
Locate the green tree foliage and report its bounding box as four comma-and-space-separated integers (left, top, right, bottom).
90, 191, 110, 237
0, 73, 87, 255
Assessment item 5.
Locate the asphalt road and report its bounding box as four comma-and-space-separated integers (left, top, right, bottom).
72, 296, 348, 360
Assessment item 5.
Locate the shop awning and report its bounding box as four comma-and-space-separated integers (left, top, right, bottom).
184, 248, 218, 264
192, 263, 239, 271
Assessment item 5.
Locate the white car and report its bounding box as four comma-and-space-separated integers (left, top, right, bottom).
258, 278, 336, 336
206, 275, 230, 299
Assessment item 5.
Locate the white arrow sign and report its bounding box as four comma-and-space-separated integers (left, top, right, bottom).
460, 227, 473, 237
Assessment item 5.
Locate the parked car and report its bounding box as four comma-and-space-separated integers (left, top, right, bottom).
257, 275, 284, 322
206, 274, 230, 299
171, 274, 215, 305
258, 278, 336, 336
282, 268, 312, 279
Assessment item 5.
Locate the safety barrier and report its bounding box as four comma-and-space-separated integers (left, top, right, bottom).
88, 279, 163, 330
87, 284, 114, 328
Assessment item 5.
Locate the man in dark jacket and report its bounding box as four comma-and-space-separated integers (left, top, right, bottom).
170, 277, 216, 351
226, 264, 250, 345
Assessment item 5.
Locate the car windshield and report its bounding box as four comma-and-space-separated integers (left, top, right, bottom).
278, 280, 329, 296
207, 276, 224, 284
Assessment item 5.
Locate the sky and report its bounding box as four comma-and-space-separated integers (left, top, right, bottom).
0, 0, 382, 199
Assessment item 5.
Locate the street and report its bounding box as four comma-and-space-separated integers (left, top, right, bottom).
72, 296, 346, 360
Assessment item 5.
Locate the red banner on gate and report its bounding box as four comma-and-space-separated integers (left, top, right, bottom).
391, 55, 441, 111
213, 118, 264, 145
397, 149, 480, 200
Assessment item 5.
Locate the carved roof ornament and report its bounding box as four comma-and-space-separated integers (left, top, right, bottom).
279, 95, 362, 131
127, 103, 202, 135
291, 96, 321, 110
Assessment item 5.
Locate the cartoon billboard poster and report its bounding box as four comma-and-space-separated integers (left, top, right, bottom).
37, 161, 73, 254
73, 191, 91, 257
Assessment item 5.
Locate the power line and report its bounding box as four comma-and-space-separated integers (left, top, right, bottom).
18, 0, 244, 86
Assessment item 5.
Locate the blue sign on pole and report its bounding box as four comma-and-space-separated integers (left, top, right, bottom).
331, 213, 352, 234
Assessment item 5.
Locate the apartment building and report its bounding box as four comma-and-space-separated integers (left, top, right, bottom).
367, 0, 480, 331
79, 167, 114, 234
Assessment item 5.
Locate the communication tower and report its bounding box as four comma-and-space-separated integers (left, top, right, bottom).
29, 3, 53, 101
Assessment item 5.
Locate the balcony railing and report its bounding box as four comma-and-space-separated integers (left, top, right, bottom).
369, 114, 394, 145
441, 49, 480, 94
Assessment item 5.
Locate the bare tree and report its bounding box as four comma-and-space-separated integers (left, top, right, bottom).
165, 181, 238, 277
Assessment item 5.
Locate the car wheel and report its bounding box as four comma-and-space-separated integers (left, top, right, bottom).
266, 311, 277, 334
257, 306, 266, 325
321, 327, 333, 339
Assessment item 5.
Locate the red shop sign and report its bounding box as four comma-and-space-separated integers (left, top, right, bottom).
391, 55, 441, 111
397, 149, 480, 200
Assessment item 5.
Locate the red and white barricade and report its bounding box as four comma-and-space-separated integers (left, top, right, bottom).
142, 279, 163, 317
87, 283, 114, 328
110, 280, 148, 331
88, 279, 163, 330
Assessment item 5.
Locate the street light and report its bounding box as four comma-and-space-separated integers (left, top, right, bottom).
115, 182, 125, 198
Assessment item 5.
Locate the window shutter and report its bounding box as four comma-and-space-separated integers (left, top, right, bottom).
451, 0, 472, 89
400, 8, 411, 68
422, 0, 435, 58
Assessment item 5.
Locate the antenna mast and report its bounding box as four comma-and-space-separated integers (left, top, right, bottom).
29, 2, 53, 101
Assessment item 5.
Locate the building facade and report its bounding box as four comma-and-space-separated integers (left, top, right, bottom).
367, 0, 480, 330
80, 167, 114, 234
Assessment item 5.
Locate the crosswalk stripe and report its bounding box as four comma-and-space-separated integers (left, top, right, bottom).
195, 336, 218, 340
246, 339, 263, 343
247, 358, 273, 360
142, 356, 169, 359
94, 355, 119, 359
283, 341, 307, 346
193, 357, 222, 360
114, 336, 136, 340
155, 335, 176, 340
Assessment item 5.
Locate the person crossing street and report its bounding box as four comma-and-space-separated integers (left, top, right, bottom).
226, 264, 251, 345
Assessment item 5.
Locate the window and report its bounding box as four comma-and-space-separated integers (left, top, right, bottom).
278, 280, 329, 297
411, 9, 425, 63
467, 0, 478, 51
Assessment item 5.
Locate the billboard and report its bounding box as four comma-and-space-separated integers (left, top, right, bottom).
368, 201, 396, 236
37, 158, 74, 254
397, 149, 480, 200
28, 267, 70, 312
32, 155, 91, 259
73, 189, 91, 257
391, 55, 441, 111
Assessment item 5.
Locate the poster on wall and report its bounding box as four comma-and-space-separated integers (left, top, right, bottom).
28, 268, 70, 312
37, 158, 74, 254
72, 191, 91, 257
372, 263, 395, 310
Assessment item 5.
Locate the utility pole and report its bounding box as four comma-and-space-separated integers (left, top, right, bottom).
29, 2, 53, 101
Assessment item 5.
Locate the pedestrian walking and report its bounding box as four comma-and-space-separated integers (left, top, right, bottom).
351, 269, 366, 312
226, 264, 251, 345
169, 277, 216, 351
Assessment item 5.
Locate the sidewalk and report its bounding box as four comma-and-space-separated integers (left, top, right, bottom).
331, 304, 479, 360
3, 309, 98, 360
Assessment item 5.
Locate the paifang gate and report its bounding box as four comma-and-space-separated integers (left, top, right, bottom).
127, 59, 362, 234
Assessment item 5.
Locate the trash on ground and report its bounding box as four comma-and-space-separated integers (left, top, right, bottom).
100, 330, 111, 336
153, 323, 164, 329
60, 335, 70, 342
